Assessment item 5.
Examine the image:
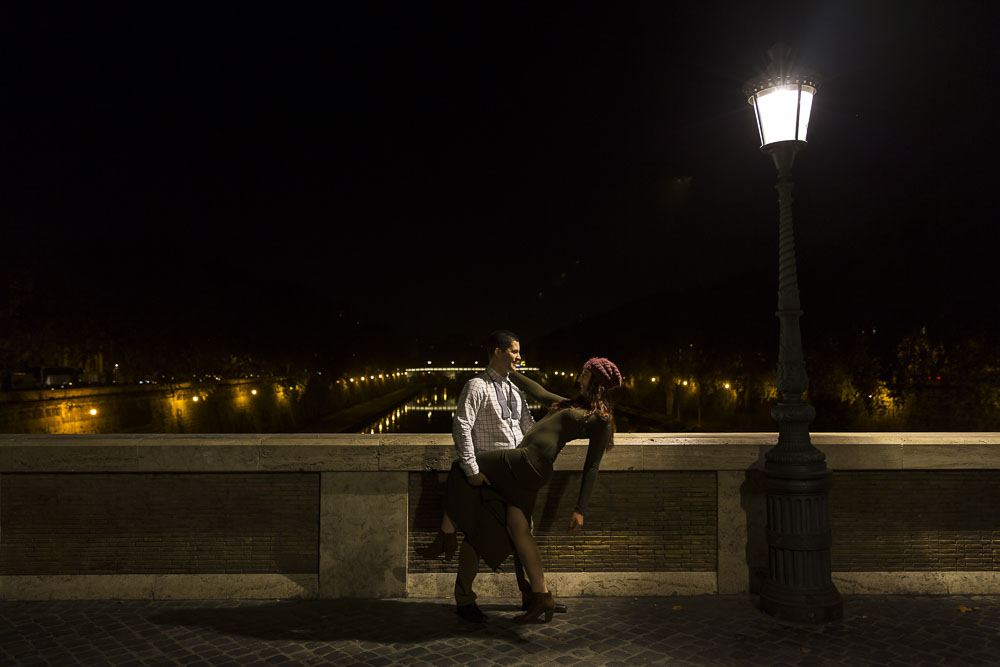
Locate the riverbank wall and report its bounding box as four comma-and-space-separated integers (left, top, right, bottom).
0, 375, 413, 434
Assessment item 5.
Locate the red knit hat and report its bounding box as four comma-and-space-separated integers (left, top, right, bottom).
584, 357, 622, 388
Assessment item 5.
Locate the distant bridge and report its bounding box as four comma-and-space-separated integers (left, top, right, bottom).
403, 366, 540, 373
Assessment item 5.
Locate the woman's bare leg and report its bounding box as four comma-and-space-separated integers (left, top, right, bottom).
507, 506, 546, 593
441, 512, 456, 533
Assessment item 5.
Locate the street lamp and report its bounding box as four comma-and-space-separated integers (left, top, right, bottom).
743, 44, 842, 623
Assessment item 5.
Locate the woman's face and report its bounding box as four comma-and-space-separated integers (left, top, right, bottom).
578, 367, 592, 391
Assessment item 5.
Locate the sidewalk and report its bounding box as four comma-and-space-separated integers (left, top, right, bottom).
2, 595, 998, 665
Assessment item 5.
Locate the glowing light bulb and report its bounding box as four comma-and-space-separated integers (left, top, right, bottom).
251, 389, 258, 395
193, 396, 199, 402
89, 409, 98, 416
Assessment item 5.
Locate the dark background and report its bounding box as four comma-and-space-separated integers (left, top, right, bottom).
2, 1, 996, 373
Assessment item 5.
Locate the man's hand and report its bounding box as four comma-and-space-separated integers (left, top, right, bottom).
568, 512, 584, 532
467, 472, 490, 486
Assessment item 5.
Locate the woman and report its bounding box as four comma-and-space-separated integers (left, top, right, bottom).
445, 356, 622, 623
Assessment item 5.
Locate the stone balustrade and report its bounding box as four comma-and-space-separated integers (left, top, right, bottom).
2, 433, 999, 600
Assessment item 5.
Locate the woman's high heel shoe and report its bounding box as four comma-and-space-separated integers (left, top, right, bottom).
418, 530, 458, 560
514, 592, 556, 624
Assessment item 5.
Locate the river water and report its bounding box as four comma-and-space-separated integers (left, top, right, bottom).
359, 384, 545, 434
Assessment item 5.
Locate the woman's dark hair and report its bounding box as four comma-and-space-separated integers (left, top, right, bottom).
486, 329, 519, 361
551, 382, 617, 449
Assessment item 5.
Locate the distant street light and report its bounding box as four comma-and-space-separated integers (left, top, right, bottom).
743, 44, 842, 623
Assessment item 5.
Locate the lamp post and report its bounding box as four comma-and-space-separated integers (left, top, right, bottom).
743, 44, 843, 623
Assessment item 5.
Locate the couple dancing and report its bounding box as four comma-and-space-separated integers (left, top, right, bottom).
420, 329, 621, 624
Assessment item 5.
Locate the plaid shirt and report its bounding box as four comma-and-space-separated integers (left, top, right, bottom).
452, 366, 536, 476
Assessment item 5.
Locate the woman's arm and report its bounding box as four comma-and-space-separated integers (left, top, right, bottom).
573, 418, 612, 516
509, 371, 567, 405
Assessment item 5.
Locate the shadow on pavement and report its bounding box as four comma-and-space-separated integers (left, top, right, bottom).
148, 599, 535, 644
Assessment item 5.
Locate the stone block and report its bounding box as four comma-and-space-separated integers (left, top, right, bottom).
716, 471, 748, 594
320, 471, 408, 598
640, 444, 762, 471
405, 571, 716, 597
135, 439, 261, 471
0, 574, 317, 600
1, 574, 156, 600
378, 443, 455, 471
902, 444, 1000, 470
0, 439, 140, 472
259, 436, 379, 471
380, 434, 453, 447
616, 433, 775, 446
832, 571, 1000, 595
552, 443, 642, 471
818, 442, 902, 470
149, 573, 317, 599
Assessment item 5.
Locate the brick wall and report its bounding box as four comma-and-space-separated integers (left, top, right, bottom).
1, 473, 319, 575
408, 471, 717, 573
831, 471, 1000, 571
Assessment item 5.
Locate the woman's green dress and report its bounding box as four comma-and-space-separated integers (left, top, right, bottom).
446, 372, 612, 570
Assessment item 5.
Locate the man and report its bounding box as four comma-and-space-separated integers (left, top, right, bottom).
450, 329, 566, 621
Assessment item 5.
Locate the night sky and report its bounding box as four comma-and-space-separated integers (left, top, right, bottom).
3, 2, 996, 366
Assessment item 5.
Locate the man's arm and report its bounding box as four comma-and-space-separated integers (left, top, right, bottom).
452, 380, 486, 477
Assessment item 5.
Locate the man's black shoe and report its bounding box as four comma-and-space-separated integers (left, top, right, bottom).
521, 596, 567, 613
456, 603, 488, 622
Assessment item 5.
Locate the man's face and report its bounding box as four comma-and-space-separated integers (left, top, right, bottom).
494, 341, 521, 372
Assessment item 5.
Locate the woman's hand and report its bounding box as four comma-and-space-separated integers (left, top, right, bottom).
568, 512, 584, 532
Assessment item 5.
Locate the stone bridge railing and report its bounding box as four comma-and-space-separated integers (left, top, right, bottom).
1, 433, 999, 600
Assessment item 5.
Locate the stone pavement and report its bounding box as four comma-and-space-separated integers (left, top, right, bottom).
2, 595, 999, 666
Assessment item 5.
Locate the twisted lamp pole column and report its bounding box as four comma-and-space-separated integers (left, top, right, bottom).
759, 140, 843, 623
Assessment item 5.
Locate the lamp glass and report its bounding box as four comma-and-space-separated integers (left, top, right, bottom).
752, 84, 815, 146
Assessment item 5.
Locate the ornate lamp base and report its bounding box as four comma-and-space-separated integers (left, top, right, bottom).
760, 580, 844, 623
759, 456, 843, 623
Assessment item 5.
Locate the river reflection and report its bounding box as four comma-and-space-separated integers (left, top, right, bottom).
360, 385, 543, 434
